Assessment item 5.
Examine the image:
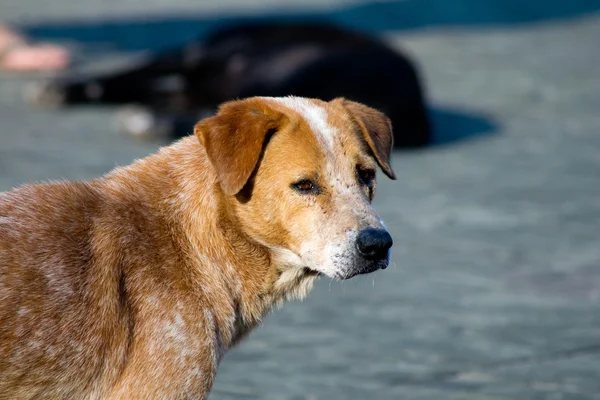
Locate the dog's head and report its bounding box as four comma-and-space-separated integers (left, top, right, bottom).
195, 96, 395, 281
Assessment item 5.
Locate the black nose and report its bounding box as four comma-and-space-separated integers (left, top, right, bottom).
356, 229, 393, 260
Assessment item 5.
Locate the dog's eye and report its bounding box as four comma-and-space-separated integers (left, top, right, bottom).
292, 179, 318, 194
357, 167, 376, 185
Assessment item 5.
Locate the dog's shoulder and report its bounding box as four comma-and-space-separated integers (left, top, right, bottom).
0, 181, 102, 274
1, 181, 100, 232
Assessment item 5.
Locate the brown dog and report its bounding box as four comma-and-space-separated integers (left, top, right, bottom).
0, 96, 395, 399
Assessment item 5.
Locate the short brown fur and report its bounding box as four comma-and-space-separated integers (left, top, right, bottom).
0, 96, 394, 399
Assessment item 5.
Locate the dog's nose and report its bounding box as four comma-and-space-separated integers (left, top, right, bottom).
356, 229, 393, 260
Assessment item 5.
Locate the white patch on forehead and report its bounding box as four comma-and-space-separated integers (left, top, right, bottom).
267, 96, 337, 150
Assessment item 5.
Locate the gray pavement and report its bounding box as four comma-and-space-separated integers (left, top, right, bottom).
1, 1, 600, 399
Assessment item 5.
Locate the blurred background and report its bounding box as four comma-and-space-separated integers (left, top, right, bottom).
1, 0, 600, 399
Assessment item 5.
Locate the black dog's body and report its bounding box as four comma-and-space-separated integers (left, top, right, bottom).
36, 22, 431, 147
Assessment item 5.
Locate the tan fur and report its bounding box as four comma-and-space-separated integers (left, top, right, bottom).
0, 96, 395, 399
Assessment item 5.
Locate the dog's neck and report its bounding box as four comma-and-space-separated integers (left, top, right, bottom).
131, 137, 317, 350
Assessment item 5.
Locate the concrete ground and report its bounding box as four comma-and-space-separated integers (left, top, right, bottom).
1, 1, 600, 399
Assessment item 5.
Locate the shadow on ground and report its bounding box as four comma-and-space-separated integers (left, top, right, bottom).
429, 107, 496, 146
18, 0, 600, 147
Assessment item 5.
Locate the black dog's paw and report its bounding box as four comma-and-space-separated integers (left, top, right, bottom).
25, 81, 67, 109
115, 106, 174, 140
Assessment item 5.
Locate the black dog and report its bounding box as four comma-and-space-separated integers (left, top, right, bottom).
31, 22, 431, 147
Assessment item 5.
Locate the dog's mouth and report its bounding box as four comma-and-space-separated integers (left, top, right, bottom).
303, 259, 389, 281
338, 259, 389, 280
303, 267, 325, 277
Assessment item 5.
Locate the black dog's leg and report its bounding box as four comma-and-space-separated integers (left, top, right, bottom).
29, 46, 193, 108
114, 105, 214, 140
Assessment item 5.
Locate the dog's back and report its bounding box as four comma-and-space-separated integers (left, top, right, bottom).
0, 183, 131, 399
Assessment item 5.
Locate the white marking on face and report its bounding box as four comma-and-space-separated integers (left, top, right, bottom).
268, 96, 337, 150
262, 96, 390, 279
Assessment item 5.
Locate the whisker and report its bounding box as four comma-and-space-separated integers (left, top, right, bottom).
392, 261, 404, 273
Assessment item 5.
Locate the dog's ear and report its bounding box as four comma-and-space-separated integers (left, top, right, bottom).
195, 98, 288, 195
340, 99, 396, 180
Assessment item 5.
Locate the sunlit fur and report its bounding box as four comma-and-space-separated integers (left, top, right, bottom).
0, 96, 395, 399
